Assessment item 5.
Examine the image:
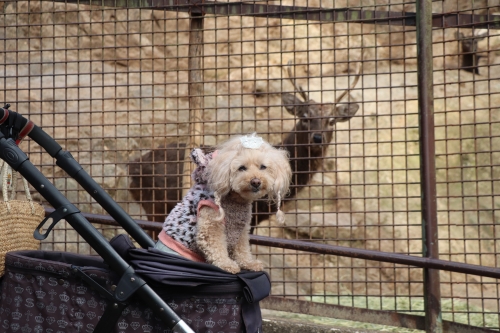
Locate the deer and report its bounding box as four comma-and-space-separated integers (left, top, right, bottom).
457, 30, 488, 75
128, 61, 362, 228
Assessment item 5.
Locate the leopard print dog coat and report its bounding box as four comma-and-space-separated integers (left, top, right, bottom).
161, 148, 254, 260
161, 148, 217, 254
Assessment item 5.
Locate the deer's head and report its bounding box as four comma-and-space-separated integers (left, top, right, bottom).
456, 30, 488, 74
281, 61, 361, 151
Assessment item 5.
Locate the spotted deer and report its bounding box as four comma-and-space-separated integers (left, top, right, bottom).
128, 61, 362, 226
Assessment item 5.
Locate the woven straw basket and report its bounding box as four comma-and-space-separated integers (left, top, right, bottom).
0, 161, 45, 276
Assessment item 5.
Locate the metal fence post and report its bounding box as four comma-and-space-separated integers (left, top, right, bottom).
416, 0, 443, 332
183, 8, 205, 197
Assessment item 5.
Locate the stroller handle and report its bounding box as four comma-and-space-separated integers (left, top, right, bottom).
0, 106, 155, 249
0, 107, 194, 333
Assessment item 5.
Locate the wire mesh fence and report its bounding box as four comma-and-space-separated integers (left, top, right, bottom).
1, 0, 500, 331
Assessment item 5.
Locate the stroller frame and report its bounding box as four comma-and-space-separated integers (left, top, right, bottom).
0, 105, 194, 333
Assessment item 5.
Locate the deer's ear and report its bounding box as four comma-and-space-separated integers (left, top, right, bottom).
336, 103, 360, 119
282, 93, 306, 116
328, 103, 360, 125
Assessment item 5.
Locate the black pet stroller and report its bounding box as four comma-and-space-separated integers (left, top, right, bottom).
0, 106, 270, 333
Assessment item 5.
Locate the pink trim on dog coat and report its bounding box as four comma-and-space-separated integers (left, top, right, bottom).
157, 232, 205, 263
197, 199, 226, 225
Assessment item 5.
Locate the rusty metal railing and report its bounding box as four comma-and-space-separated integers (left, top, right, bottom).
43, 0, 500, 29
43, 208, 500, 280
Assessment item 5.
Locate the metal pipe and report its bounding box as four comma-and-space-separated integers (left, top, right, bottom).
11, 120, 156, 249
72, 210, 500, 279
182, 10, 205, 197
44, 0, 500, 30
0, 138, 191, 333
416, 0, 442, 331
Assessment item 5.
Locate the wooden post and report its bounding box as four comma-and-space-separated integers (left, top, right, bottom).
182, 11, 204, 196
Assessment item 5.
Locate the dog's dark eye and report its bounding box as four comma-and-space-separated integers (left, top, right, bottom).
238, 165, 247, 172
260, 165, 267, 170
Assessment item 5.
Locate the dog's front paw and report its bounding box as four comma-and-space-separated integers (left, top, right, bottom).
239, 259, 264, 272
215, 259, 241, 274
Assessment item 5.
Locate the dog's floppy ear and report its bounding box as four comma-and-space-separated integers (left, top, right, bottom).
268, 149, 292, 199
268, 149, 292, 224
205, 149, 233, 222
206, 149, 232, 197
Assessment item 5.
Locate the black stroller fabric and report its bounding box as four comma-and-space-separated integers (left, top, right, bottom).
113, 234, 270, 333
0, 250, 115, 333
0, 235, 270, 333
123, 241, 270, 333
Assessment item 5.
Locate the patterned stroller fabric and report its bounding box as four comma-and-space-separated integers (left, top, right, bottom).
0, 235, 270, 333
0, 251, 114, 333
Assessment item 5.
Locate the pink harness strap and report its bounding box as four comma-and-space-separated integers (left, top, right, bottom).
197, 199, 220, 214
158, 198, 225, 263
158, 232, 205, 263
197, 199, 226, 225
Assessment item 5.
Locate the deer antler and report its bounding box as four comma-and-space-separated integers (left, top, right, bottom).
334, 59, 363, 105
281, 61, 312, 118
328, 51, 364, 124
285, 60, 309, 102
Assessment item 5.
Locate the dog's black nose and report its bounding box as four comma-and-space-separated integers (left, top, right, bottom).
250, 178, 261, 190
312, 133, 323, 144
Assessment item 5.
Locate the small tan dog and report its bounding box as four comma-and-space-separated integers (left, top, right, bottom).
158, 134, 291, 273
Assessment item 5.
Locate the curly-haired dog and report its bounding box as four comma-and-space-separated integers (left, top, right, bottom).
157, 134, 291, 273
